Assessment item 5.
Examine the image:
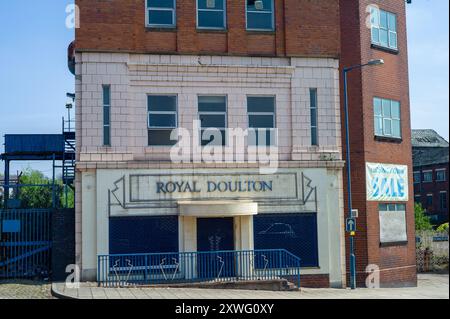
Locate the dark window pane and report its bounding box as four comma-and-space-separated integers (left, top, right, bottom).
379, 204, 388, 211
248, 128, 275, 146
148, 10, 174, 25
247, 96, 275, 112
247, 12, 273, 30
253, 213, 319, 268
310, 108, 317, 127
103, 106, 110, 125
249, 115, 274, 128
147, 0, 174, 8
103, 86, 110, 105
198, 11, 225, 28
149, 114, 176, 128
247, 0, 272, 12
103, 126, 110, 146
110, 216, 178, 255
198, 0, 224, 10
310, 89, 317, 108
201, 129, 226, 146
148, 96, 177, 111
311, 127, 318, 146
198, 96, 226, 112
200, 114, 226, 128
148, 129, 177, 146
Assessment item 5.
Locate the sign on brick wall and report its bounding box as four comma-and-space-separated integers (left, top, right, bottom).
366, 163, 409, 202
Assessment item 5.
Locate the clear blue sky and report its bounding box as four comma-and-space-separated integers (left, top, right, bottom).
0, 0, 449, 176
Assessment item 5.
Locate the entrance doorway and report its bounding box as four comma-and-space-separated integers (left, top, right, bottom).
197, 218, 235, 279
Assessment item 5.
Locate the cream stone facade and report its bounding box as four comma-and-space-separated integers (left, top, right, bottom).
75, 53, 346, 288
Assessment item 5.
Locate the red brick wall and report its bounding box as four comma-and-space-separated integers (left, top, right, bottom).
75, 0, 340, 57
339, 0, 417, 287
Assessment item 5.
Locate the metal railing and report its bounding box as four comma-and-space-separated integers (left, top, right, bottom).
98, 249, 301, 288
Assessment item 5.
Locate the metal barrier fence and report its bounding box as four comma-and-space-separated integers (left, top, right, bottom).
416, 231, 449, 273
98, 249, 301, 288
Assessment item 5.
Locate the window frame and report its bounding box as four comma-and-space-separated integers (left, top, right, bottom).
413, 171, 421, 184
196, 0, 227, 30
309, 88, 319, 146
426, 193, 433, 207
374, 97, 402, 139
370, 7, 398, 51
423, 170, 433, 183
102, 85, 111, 147
436, 169, 447, 182
247, 95, 277, 147
378, 203, 408, 245
145, 0, 177, 28
147, 94, 178, 146
197, 95, 228, 146
439, 191, 447, 210
245, 0, 275, 32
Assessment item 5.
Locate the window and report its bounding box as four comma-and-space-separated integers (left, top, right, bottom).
436, 169, 447, 182
246, 0, 274, 31
414, 195, 421, 204
374, 97, 401, 139
310, 89, 318, 146
103, 85, 111, 146
146, 0, 176, 27
379, 204, 407, 244
439, 192, 447, 211
247, 96, 276, 146
426, 194, 433, 207
148, 95, 178, 146
413, 171, 421, 184
197, 0, 226, 29
254, 213, 319, 267
423, 171, 433, 183
198, 96, 227, 146
370, 7, 398, 50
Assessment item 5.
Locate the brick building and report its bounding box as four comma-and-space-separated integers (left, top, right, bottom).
73, 0, 416, 288
412, 129, 449, 226
339, 0, 417, 287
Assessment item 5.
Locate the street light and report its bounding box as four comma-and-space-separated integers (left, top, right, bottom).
343, 58, 384, 290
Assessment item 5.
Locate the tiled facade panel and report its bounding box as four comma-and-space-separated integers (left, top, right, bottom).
75, 0, 340, 58
75, 53, 341, 163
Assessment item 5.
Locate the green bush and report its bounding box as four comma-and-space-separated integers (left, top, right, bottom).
415, 203, 433, 231
437, 223, 449, 233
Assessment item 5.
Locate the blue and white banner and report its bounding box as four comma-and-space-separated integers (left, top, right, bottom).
366, 163, 409, 202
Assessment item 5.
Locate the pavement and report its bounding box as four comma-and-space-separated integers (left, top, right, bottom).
49, 273, 449, 300
0, 280, 53, 299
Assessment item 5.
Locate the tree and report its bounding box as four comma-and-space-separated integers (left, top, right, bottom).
414, 203, 433, 231
437, 223, 449, 233
15, 169, 75, 209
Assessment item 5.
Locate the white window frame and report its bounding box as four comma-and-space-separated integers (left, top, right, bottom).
370, 7, 398, 50
103, 85, 111, 146
147, 95, 178, 146
196, 0, 227, 30
374, 97, 402, 139
146, 0, 177, 28
310, 88, 319, 146
247, 95, 277, 146
245, 0, 275, 32
423, 170, 433, 183
198, 95, 228, 146
436, 169, 447, 182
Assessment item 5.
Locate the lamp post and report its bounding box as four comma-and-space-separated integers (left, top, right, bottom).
343, 59, 384, 290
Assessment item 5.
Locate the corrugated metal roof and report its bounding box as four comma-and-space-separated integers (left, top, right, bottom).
411, 129, 449, 148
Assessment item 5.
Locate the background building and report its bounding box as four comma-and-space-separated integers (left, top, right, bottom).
412, 129, 449, 225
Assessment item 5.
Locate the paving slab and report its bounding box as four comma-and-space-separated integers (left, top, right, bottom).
50, 274, 449, 300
